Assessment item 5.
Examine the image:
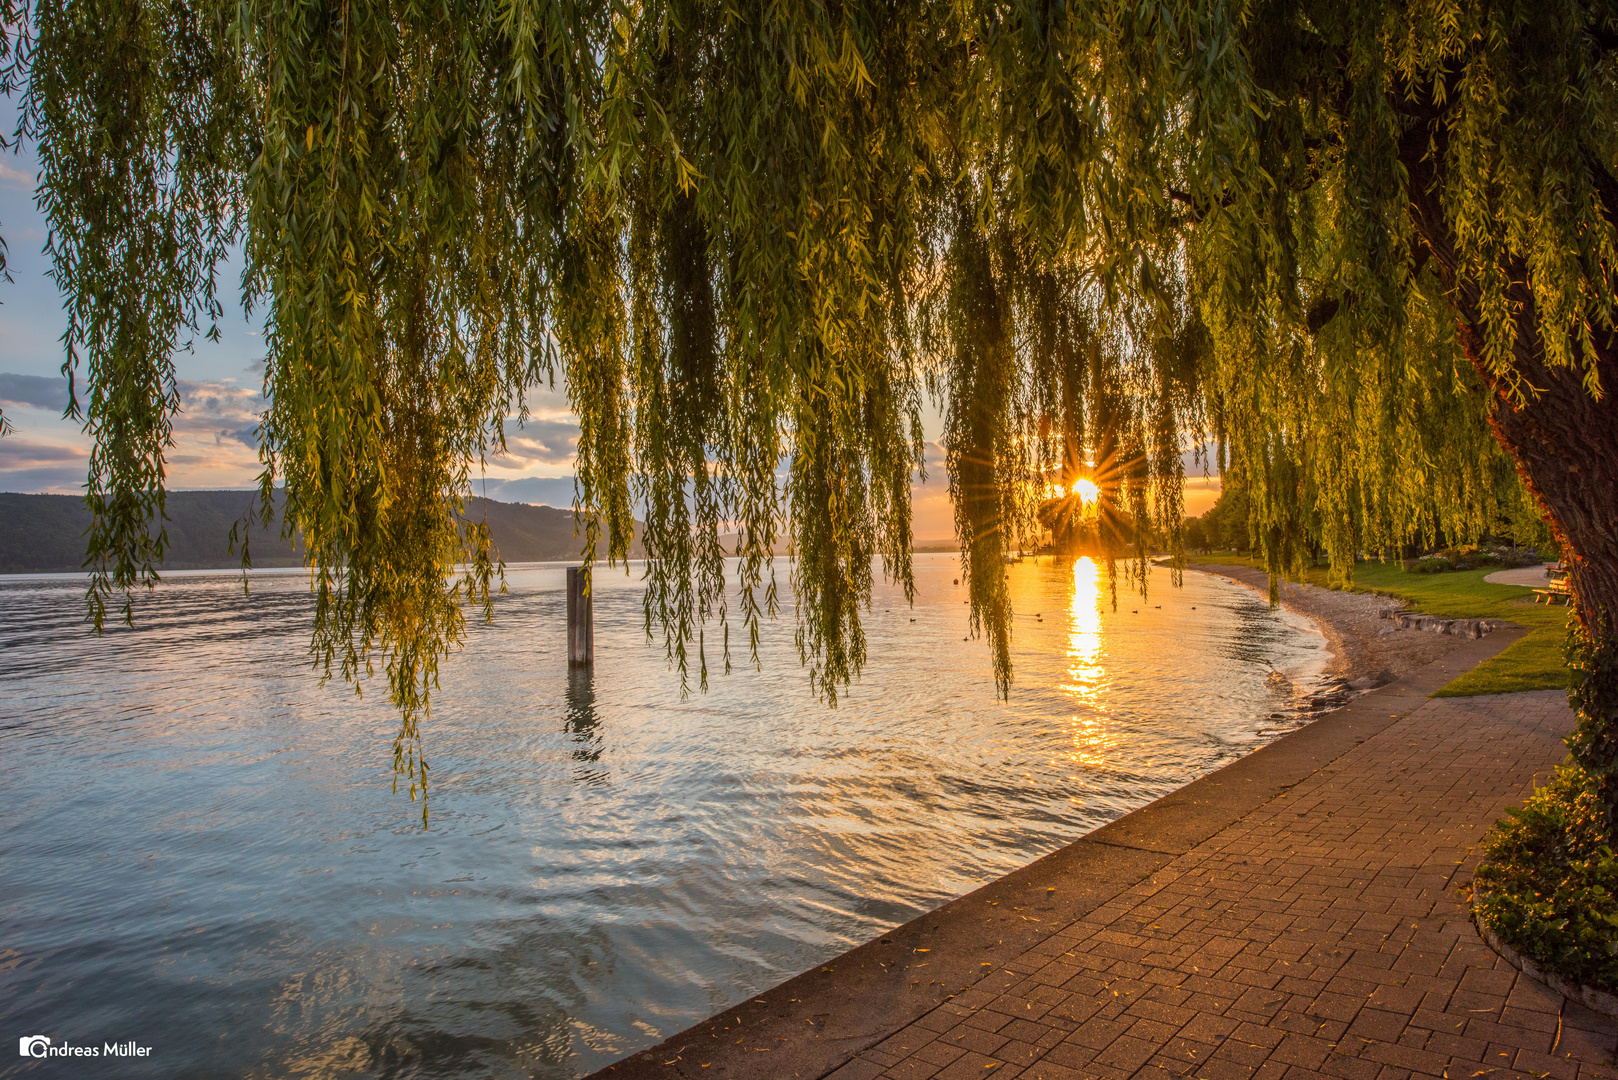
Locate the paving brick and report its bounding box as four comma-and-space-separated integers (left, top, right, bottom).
993, 1040, 1044, 1067
942, 1023, 1011, 1058
964, 1010, 1017, 1035
1207, 1039, 1272, 1068
1458, 966, 1517, 997
915, 1041, 969, 1068
1365, 985, 1423, 1014
933, 1050, 1015, 1080
1067, 1016, 1134, 1052
1307, 990, 1365, 1023
827, 1058, 889, 1080
843, 693, 1617, 1080
995, 1019, 1056, 1046
1347, 1008, 1409, 1043
1009, 1062, 1087, 1080
1316, 1052, 1382, 1080
1092, 1033, 1159, 1072
1417, 1028, 1488, 1061
1465, 1018, 1554, 1054
1267, 1032, 1335, 1070
1188, 1060, 1257, 1080
1015, 1062, 1087, 1080
1037, 1042, 1096, 1071
1514, 1046, 1586, 1080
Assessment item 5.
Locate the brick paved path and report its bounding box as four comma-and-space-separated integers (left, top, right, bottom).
832, 691, 1616, 1080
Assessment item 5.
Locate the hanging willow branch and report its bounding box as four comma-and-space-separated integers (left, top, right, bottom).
6, 0, 1618, 818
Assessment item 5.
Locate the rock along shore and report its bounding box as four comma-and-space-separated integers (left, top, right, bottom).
1183, 563, 1485, 690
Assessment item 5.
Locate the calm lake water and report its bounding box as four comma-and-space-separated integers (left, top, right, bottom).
1, 555, 1324, 1079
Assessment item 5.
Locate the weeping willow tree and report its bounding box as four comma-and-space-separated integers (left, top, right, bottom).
2, 0, 1616, 824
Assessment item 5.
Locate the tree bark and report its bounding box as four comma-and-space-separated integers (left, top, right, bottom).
1401, 123, 1618, 820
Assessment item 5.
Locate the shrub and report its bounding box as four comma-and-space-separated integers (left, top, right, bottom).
1474, 764, 1618, 993
1405, 544, 1544, 573
1498, 546, 1548, 569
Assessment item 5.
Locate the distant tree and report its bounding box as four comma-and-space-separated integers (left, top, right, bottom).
3, 0, 1616, 822
1199, 487, 1253, 555
1183, 517, 1209, 556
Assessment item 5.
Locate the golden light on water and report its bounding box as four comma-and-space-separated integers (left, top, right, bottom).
1062, 556, 1115, 769
1068, 557, 1103, 668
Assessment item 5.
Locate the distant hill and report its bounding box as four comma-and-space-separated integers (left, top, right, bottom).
465, 496, 645, 564
0, 491, 638, 574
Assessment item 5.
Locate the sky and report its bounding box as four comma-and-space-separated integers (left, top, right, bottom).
0, 135, 1218, 543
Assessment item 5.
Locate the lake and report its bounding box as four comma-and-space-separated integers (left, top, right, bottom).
0, 555, 1324, 1078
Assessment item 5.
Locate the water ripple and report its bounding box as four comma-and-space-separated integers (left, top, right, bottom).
0, 556, 1323, 1079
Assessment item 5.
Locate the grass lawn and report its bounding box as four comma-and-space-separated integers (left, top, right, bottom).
1188, 553, 1572, 697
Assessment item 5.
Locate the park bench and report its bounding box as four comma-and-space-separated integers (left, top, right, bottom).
1527, 561, 1572, 604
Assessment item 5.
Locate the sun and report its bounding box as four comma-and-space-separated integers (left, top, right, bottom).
1072, 478, 1100, 504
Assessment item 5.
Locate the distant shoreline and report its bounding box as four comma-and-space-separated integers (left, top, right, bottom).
0, 491, 642, 574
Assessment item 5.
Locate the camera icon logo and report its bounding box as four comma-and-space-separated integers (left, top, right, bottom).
19, 1036, 51, 1058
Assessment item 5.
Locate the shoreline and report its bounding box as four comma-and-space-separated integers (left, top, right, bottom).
1185, 561, 1477, 689
587, 628, 1537, 1080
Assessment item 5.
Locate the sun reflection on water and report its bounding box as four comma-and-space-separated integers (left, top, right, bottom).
1063, 556, 1116, 769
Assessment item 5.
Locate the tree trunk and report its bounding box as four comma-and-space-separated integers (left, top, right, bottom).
1402, 129, 1618, 823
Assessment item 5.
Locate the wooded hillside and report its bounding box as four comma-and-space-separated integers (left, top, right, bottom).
0, 492, 631, 573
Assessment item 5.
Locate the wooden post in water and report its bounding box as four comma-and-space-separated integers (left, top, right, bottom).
567, 566, 593, 667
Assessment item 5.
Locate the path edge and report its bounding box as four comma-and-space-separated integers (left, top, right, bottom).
585, 627, 1528, 1080
1471, 886, 1618, 1019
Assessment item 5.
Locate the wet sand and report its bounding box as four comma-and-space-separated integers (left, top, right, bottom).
1186, 562, 1475, 688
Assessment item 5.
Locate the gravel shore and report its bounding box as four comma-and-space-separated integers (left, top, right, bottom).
1187, 562, 1473, 687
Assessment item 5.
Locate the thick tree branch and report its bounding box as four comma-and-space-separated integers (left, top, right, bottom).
1305, 296, 1340, 334
1170, 135, 1332, 225
1587, 17, 1618, 56
1583, 147, 1618, 233
1305, 250, 1428, 337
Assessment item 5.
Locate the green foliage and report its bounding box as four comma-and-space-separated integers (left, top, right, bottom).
1193, 486, 1252, 555
5, 0, 1618, 807
1404, 545, 1543, 574
1191, 555, 1572, 696
1436, 627, 1569, 697
1568, 617, 1618, 823
1183, 516, 1209, 555
1476, 764, 1618, 993
1340, 561, 1559, 624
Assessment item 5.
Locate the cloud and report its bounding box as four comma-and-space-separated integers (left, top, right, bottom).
1180, 443, 1219, 477
0, 438, 85, 468
164, 380, 265, 487
0, 377, 270, 492
490, 418, 580, 471
0, 465, 87, 494
0, 372, 70, 411
0, 435, 89, 492
0, 160, 33, 187
478, 475, 577, 508
911, 489, 957, 544
176, 379, 266, 416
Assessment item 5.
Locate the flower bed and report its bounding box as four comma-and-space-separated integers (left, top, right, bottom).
1474, 763, 1618, 995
